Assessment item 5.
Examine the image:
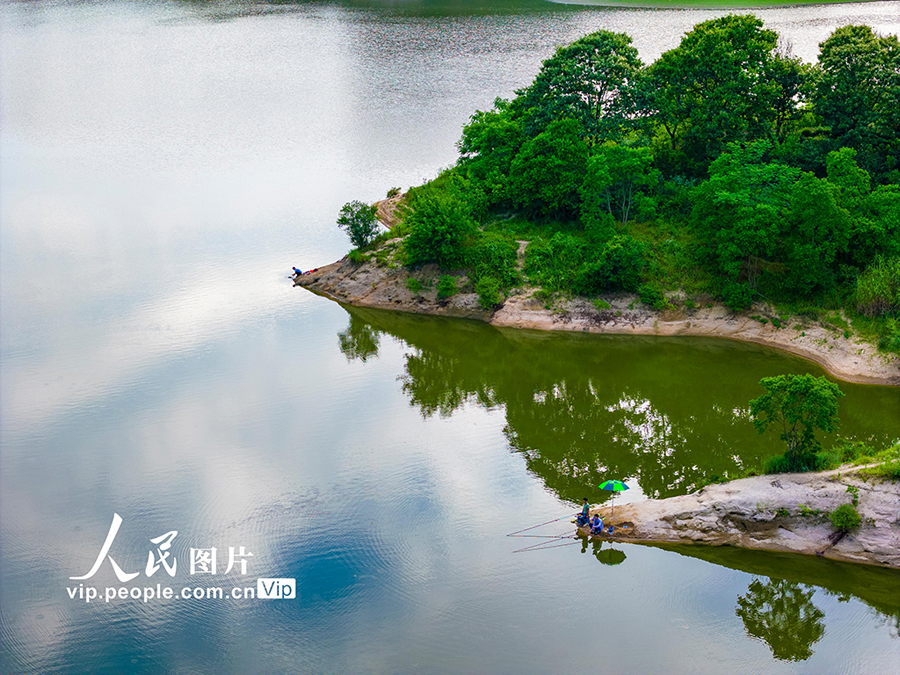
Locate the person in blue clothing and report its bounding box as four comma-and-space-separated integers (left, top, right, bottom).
292, 267, 303, 277
577, 498, 591, 527
590, 514, 604, 535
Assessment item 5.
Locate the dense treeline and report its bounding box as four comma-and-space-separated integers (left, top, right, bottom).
373, 16, 900, 351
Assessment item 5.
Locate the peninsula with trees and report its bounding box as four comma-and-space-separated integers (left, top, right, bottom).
296, 15, 900, 385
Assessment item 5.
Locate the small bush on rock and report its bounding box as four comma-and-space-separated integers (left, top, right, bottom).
830, 503, 861, 532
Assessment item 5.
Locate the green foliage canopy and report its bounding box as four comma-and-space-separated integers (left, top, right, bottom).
643, 15, 784, 173
750, 374, 844, 471
691, 142, 799, 285
404, 193, 476, 269
518, 30, 642, 143
509, 119, 588, 219
337, 200, 380, 249
581, 144, 659, 227
813, 25, 900, 178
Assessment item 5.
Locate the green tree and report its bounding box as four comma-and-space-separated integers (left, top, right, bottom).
749, 374, 844, 471
826, 147, 871, 210
813, 25, 900, 178
456, 98, 524, 214
581, 144, 660, 226
691, 142, 799, 286
768, 46, 814, 144
852, 184, 900, 266
509, 119, 589, 219
337, 200, 380, 249
784, 171, 851, 295
643, 14, 783, 173
518, 30, 642, 143
820, 148, 900, 268
404, 192, 476, 269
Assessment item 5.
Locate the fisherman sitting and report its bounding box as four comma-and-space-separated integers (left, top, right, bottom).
576, 498, 591, 527
590, 514, 604, 535
292, 267, 303, 277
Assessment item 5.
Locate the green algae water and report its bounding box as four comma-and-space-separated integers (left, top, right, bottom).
2, 1, 899, 672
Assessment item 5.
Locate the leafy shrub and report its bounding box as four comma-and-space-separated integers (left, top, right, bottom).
860, 459, 900, 480
830, 439, 875, 465
830, 504, 861, 532
406, 277, 423, 294
856, 256, 900, 317
523, 233, 589, 291
572, 235, 645, 295
593, 298, 611, 310
337, 201, 380, 249
469, 231, 519, 287
636, 194, 659, 220
404, 193, 476, 269
436, 275, 457, 300
348, 249, 368, 265
763, 451, 827, 474
582, 210, 617, 244
721, 281, 753, 311
638, 284, 669, 311
475, 276, 502, 309
387, 187, 401, 198
878, 317, 900, 352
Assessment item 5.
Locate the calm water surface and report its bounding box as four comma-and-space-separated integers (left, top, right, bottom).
2, 1, 899, 672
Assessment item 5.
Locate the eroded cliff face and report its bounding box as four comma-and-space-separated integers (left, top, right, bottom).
592, 469, 900, 569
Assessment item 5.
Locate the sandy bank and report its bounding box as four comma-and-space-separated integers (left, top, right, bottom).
586, 467, 900, 569
492, 294, 900, 385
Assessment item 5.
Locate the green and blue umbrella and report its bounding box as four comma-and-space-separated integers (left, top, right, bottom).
598, 479, 629, 518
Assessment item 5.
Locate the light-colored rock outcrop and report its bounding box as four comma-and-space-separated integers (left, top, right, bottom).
590, 468, 900, 569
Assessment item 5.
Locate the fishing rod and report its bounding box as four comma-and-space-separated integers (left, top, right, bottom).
506, 513, 578, 537
512, 537, 581, 554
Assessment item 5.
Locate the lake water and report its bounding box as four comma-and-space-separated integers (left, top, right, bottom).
2, 1, 899, 672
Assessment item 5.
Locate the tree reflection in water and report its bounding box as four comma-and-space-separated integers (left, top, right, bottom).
336, 307, 900, 505
336, 308, 900, 649
736, 578, 826, 662
337, 314, 380, 362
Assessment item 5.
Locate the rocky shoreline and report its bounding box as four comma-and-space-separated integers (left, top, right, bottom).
294, 241, 900, 385
585, 466, 900, 570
